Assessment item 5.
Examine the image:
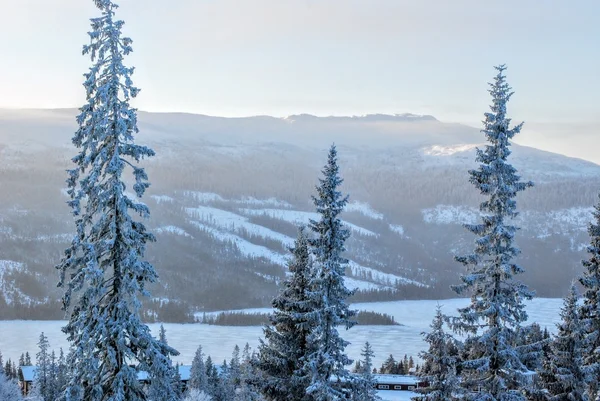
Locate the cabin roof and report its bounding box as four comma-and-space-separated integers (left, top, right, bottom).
20, 366, 37, 382
372, 374, 421, 385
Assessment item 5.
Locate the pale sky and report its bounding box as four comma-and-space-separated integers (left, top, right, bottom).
0, 1, 598, 151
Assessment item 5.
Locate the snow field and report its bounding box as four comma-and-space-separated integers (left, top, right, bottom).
0, 298, 563, 369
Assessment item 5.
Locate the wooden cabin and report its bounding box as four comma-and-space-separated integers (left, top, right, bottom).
372, 374, 428, 391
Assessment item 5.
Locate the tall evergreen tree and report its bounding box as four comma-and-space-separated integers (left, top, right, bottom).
304, 144, 356, 401
35, 332, 51, 401
56, 349, 68, 398
56, 1, 178, 400
149, 325, 179, 401
353, 342, 379, 401
451, 65, 535, 401
536, 285, 587, 401
413, 305, 461, 401
189, 345, 208, 393
255, 227, 312, 401
579, 193, 600, 401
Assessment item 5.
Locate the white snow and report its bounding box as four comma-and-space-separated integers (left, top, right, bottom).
346, 201, 384, 220
0, 298, 564, 371
389, 224, 405, 236
422, 205, 479, 225
348, 261, 426, 288
186, 206, 294, 245
190, 221, 289, 266
154, 226, 191, 237
151, 195, 175, 204
237, 196, 292, 208
240, 208, 377, 237
184, 191, 226, 203
378, 391, 418, 401
422, 144, 479, 157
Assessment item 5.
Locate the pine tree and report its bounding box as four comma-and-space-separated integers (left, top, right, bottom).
189, 345, 208, 392
536, 285, 587, 401
413, 305, 461, 401
255, 227, 312, 401
353, 342, 379, 401
35, 332, 51, 401
451, 65, 535, 401
0, 349, 3, 374
579, 193, 600, 401
304, 144, 356, 401
55, 1, 178, 400
25, 352, 32, 366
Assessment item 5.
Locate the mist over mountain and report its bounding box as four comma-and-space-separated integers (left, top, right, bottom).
0, 109, 598, 320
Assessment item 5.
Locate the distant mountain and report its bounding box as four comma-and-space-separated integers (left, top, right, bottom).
0, 109, 598, 320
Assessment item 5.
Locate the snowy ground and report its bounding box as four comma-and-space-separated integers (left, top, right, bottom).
0, 298, 563, 367
377, 391, 417, 401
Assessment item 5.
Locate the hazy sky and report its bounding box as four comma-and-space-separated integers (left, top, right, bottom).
0, 1, 597, 146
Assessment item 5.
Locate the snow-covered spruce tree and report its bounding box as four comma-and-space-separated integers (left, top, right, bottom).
149, 325, 179, 401
413, 305, 461, 401
304, 144, 357, 401
451, 65, 535, 401
353, 342, 379, 401
579, 193, 600, 401
56, 1, 178, 400
535, 285, 587, 401
237, 345, 262, 401
255, 227, 312, 401
34, 332, 51, 401
189, 345, 208, 393
0, 371, 23, 401
55, 349, 68, 397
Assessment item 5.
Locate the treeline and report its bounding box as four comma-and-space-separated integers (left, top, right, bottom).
353, 353, 419, 375
201, 310, 399, 326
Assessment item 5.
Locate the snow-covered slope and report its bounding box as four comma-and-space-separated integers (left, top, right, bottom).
0, 110, 598, 317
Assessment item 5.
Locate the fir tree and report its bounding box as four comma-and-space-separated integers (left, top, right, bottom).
381, 355, 397, 375
159, 325, 168, 344
25, 352, 32, 366
236, 346, 261, 401
0, 350, 3, 374
255, 227, 312, 401
579, 193, 600, 401
149, 325, 179, 401
353, 342, 379, 401
536, 285, 587, 401
55, 1, 178, 400
189, 345, 208, 392
304, 144, 356, 401
56, 349, 68, 397
451, 65, 535, 401
413, 305, 461, 401
35, 332, 51, 401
